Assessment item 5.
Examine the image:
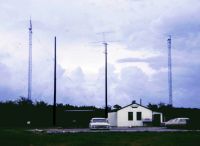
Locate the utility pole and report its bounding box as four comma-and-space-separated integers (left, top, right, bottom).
28, 19, 32, 100
53, 36, 57, 126
94, 32, 117, 118
167, 35, 173, 106
104, 42, 108, 118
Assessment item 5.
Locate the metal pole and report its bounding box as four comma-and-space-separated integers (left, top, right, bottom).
104, 42, 108, 118
53, 36, 57, 126
167, 35, 173, 106
28, 19, 32, 100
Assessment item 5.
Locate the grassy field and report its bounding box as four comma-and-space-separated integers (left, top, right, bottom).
0, 128, 200, 146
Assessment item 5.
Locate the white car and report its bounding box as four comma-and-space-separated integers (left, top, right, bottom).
89, 118, 110, 130
165, 117, 190, 128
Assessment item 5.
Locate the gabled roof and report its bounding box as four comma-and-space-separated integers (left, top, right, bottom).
114, 102, 152, 112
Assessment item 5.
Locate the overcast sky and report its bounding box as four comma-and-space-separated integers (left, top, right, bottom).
0, 0, 200, 108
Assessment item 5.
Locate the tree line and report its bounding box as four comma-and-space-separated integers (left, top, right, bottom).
0, 97, 199, 129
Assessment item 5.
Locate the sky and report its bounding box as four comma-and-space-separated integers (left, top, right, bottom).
0, 0, 200, 108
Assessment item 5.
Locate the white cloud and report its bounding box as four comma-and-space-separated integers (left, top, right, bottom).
0, 0, 200, 108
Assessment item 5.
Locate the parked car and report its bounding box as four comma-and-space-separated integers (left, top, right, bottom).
89, 118, 110, 130
165, 117, 190, 128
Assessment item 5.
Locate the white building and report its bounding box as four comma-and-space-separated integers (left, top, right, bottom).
108, 101, 163, 127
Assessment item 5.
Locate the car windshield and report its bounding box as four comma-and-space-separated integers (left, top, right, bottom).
92, 119, 107, 123
168, 119, 174, 122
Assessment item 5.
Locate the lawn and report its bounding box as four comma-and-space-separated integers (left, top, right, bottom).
0, 128, 200, 146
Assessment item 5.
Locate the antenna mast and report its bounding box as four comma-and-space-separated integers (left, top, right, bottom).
96, 32, 113, 118
93, 31, 117, 118
167, 35, 173, 106
28, 19, 32, 100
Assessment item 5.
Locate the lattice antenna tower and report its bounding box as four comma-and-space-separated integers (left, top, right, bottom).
28, 19, 32, 100
167, 35, 173, 106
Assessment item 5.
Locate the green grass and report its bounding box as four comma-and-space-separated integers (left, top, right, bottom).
0, 128, 200, 146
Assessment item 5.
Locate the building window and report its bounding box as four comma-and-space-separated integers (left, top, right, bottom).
128, 112, 133, 121
137, 112, 142, 121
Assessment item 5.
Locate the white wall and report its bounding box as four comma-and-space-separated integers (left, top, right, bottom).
117, 104, 152, 127
108, 112, 117, 126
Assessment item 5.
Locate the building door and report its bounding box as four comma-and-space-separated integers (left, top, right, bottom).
153, 114, 161, 126
135, 112, 143, 126
128, 112, 134, 127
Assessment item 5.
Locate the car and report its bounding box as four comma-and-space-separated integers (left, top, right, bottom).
89, 118, 110, 130
165, 117, 190, 128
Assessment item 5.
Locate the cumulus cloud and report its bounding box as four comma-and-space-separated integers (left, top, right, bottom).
0, 0, 200, 108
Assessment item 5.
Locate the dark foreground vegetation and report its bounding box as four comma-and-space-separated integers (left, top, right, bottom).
0, 97, 200, 129
0, 128, 200, 146
0, 97, 104, 128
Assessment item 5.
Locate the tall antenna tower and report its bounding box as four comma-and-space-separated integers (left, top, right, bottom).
167, 35, 173, 106
53, 36, 57, 126
28, 19, 32, 100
